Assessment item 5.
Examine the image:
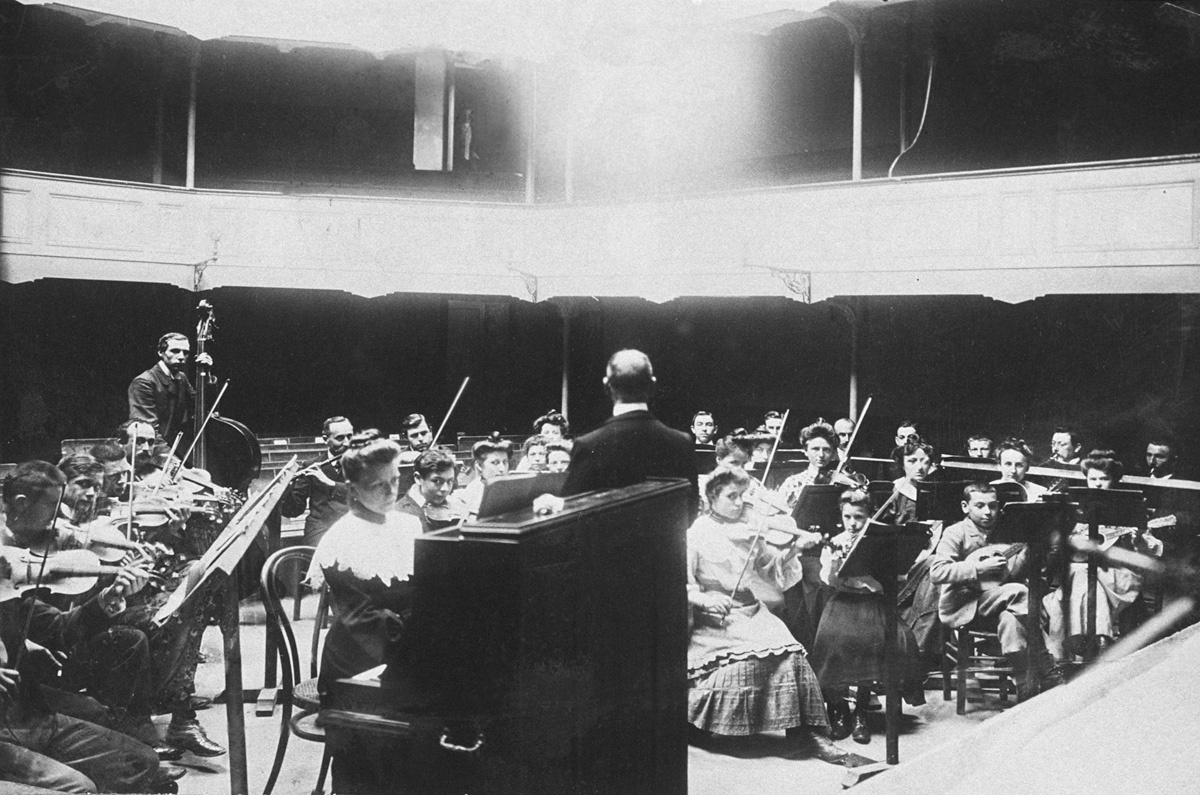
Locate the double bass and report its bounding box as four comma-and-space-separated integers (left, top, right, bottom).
190, 300, 262, 495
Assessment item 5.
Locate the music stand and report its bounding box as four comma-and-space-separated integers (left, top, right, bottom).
990, 501, 1075, 693
992, 481, 1028, 506
791, 484, 844, 537
476, 471, 568, 520
839, 521, 930, 765
915, 480, 971, 523
1063, 487, 1146, 662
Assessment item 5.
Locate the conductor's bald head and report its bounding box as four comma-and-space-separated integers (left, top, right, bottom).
604, 349, 656, 404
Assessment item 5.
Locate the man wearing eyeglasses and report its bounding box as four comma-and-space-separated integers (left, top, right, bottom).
127, 332, 214, 446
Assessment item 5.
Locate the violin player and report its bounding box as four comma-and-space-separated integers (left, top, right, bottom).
280, 416, 355, 547
833, 418, 855, 466
128, 332, 213, 446
397, 413, 433, 464
0, 461, 185, 793
395, 447, 468, 533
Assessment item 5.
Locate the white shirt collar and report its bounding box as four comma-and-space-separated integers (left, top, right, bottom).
612, 402, 649, 417
406, 482, 427, 508
157, 360, 172, 378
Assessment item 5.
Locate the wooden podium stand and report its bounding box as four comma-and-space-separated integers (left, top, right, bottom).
326, 478, 690, 795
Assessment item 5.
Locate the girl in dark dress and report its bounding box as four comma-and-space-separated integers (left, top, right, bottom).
810, 489, 923, 744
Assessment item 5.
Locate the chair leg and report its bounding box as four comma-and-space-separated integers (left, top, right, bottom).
941, 623, 953, 702
313, 745, 332, 795
263, 700, 294, 795
292, 561, 303, 622
955, 629, 969, 716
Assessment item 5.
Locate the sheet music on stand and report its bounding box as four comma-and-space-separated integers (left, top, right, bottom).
152, 457, 300, 626
790, 484, 843, 537
1063, 487, 1146, 529
916, 480, 972, 524
991, 500, 1076, 546
839, 521, 930, 581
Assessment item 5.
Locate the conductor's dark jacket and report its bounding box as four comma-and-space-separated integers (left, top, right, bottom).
128, 364, 194, 443
563, 409, 699, 522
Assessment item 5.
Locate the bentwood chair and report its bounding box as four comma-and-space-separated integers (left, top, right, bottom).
261, 546, 332, 795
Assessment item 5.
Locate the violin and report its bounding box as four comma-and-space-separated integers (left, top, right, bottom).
0, 545, 117, 599
57, 519, 148, 564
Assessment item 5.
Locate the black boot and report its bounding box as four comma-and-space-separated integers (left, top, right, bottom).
827, 698, 851, 741
851, 708, 871, 745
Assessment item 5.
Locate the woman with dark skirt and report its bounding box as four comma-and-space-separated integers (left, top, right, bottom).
309, 438, 425, 794
810, 488, 924, 745
686, 466, 849, 764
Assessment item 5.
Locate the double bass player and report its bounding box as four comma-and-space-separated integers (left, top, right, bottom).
128, 332, 213, 447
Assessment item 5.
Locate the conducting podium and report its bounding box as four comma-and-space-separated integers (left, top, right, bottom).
322, 478, 691, 795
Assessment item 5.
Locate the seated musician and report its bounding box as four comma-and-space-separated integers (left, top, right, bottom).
457, 433, 513, 516
398, 413, 432, 464
779, 421, 860, 509
691, 410, 718, 447
514, 435, 549, 472
884, 440, 938, 525
993, 438, 1048, 501
966, 433, 995, 460
762, 410, 786, 439
1144, 438, 1178, 479
0, 463, 173, 793
545, 441, 572, 473
833, 418, 855, 466
811, 489, 924, 745
532, 409, 569, 443
308, 439, 424, 794
87, 441, 127, 510
280, 415, 354, 547
685, 466, 847, 763
928, 482, 1038, 699
895, 421, 921, 449
107, 423, 230, 758
1045, 426, 1082, 467
1043, 451, 1163, 661
396, 447, 468, 533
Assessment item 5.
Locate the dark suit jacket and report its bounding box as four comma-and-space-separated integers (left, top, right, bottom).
128, 364, 194, 443
563, 409, 699, 521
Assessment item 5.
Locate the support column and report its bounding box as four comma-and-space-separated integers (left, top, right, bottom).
826, 10, 865, 181
185, 47, 198, 189
560, 301, 572, 420
414, 52, 449, 171
849, 303, 859, 420
524, 64, 538, 204
444, 61, 457, 172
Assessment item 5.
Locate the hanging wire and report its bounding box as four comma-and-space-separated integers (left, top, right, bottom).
889, 50, 936, 180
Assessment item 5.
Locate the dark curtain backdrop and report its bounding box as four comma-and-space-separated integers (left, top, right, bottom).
1, 280, 1196, 476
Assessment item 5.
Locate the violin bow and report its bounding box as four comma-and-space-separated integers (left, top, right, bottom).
833, 395, 872, 477
760, 409, 791, 484
727, 518, 768, 622
175, 379, 229, 473
149, 433, 183, 496
12, 486, 66, 671
431, 376, 470, 448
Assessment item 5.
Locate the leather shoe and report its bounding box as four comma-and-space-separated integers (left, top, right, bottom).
790, 729, 850, 765
166, 718, 226, 757
157, 765, 187, 782
827, 700, 851, 741
189, 695, 214, 711
851, 712, 871, 745
153, 743, 185, 762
